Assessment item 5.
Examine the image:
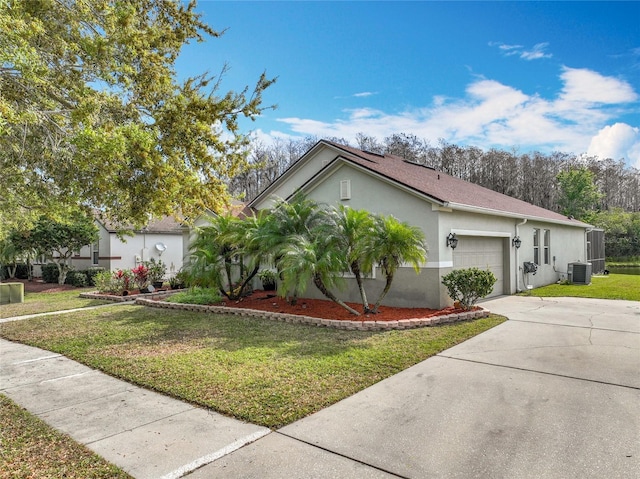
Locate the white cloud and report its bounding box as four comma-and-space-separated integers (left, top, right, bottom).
274, 67, 639, 166
520, 43, 552, 60
491, 42, 552, 60
353, 91, 377, 98
559, 67, 638, 104
587, 123, 640, 167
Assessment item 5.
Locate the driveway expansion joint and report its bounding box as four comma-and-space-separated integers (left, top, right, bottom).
275, 431, 410, 479
437, 355, 640, 391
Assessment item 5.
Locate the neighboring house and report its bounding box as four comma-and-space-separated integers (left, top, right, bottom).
248, 140, 592, 309
69, 216, 186, 278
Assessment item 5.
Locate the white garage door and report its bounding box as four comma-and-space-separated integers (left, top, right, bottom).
453, 236, 504, 298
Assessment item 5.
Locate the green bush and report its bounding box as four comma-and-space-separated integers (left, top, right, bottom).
65, 270, 88, 287
169, 269, 190, 289
169, 288, 222, 305
41, 263, 60, 283
1, 263, 30, 279
94, 270, 116, 293
144, 258, 166, 284
86, 267, 105, 286
442, 267, 497, 311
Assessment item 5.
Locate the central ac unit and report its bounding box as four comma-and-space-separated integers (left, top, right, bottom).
568, 262, 592, 285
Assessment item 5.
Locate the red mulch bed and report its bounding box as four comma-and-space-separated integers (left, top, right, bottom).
216, 290, 467, 321
3, 279, 78, 294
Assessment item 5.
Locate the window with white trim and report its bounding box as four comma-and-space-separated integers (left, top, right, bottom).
533, 228, 540, 265
91, 242, 99, 265
543, 229, 551, 265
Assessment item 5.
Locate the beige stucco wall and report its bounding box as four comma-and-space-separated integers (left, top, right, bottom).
295, 162, 444, 308
514, 220, 587, 290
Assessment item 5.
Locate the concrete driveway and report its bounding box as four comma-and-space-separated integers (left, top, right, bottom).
191, 296, 640, 478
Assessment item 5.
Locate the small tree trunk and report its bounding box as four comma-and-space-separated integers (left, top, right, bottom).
224, 257, 233, 297
313, 273, 360, 316
56, 261, 68, 285
234, 265, 259, 299
372, 271, 394, 313
351, 261, 371, 313
26, 259, 33, 281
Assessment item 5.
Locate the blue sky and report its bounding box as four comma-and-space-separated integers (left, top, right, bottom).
177, 1, 640, 167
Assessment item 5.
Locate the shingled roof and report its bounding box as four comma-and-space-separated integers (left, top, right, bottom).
322, 141, 589, 227
98, 215, 184, 235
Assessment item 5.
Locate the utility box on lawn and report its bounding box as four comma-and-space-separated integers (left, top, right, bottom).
0, 282, 24, 304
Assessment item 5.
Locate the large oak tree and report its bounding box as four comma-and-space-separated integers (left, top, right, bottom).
0, 0, 275, 230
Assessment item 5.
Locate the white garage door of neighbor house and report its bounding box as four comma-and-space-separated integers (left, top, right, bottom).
453, 236, 504, 298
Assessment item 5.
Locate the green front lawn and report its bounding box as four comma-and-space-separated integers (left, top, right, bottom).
526, 273, 640, 301
0, 305, 505, 428
0, 394, 131, 479
0, 288, 111, 319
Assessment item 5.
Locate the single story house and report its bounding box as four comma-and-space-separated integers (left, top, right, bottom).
67, 216, 186, 278
248, 140, 592, 309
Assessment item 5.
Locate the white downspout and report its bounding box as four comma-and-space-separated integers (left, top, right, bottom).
515, 218, 527, 292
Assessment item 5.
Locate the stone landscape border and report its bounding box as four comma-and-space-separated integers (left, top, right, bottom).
134, 297, 490, 331
79, 289, 185, 302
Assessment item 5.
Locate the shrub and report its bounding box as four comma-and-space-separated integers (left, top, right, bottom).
169, 269, 189, 289
131, 264, 149, 289
0, 264, 29, 279
442, 267, 497, 311
94, 270, 116, 293
169, 288, 222, 305
258, 269, 277, 290
41, 263, 60, 283
86, 267, 105, 286
144, 258, 166, 284
65, 270, 88, 287
112, 269, 133, 292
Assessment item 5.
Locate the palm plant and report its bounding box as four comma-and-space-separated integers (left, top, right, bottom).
232, 210, 275, 295
260, 193, 360, 314
368, 214, 428, 313
277, 232, 360, 315
268, 193, 331, 304
186, 214, 247, 300
332, 205, 377, 313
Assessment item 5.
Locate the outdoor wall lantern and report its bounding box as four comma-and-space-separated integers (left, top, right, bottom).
512, 236, 522, 249
446, 233, 458, 249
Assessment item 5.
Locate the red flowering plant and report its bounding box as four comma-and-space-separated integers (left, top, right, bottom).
131, 264, 149, 289
112, 269, 133, 292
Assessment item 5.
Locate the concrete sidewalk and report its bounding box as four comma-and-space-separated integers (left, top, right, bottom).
2, 296, 639, 478
0, 339, 270, 479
